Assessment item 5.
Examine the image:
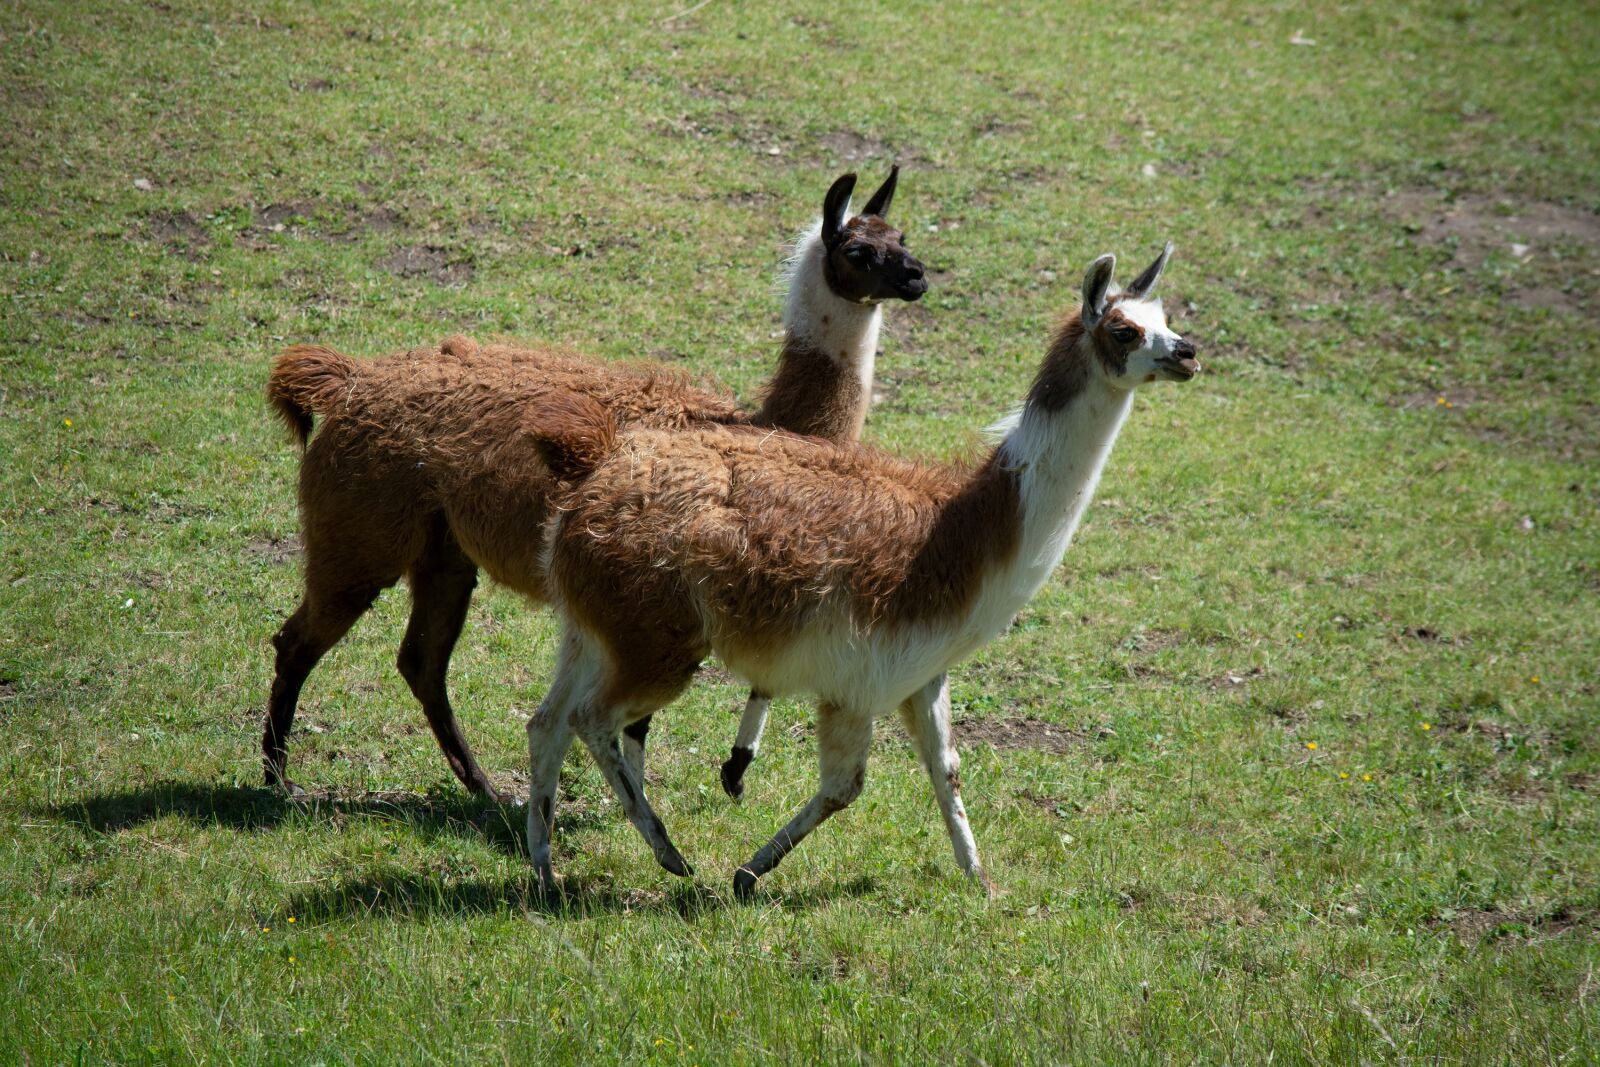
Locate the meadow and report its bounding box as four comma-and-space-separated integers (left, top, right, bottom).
2, 1, 1597, 1062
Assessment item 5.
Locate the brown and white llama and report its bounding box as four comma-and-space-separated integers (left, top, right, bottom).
262, 168, 925, 800
521, 245, 1199, 896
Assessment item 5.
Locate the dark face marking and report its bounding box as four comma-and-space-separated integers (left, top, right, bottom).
823, 216, 927, 304
1028, 304, 1149, 410
1090, 304, 1146, 379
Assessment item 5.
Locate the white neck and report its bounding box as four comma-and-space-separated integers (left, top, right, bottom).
993, 378, 1136, 603
781, 222, 882, 398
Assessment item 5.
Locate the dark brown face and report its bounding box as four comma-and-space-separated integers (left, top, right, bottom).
824, 215, 927, 304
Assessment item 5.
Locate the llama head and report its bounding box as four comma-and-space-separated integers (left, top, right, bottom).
818, 166, 927, 304
1078, 243, 1199, 389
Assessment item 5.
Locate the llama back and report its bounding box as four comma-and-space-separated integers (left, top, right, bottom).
547, 424, 1021, 650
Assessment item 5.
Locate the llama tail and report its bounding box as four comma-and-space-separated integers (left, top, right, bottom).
266, 344, 358, 448
522, 391, 618, 483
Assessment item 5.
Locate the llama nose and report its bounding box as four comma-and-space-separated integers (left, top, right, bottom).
1173, 338, 1197, 358
898, 260, 928, 299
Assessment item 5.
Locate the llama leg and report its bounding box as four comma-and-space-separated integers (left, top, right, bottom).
579, 715, 692, 878
898, 674, 992, 894
264, 580, 389, 794
733, 703, 872, 899
525, 631, 596, 893
397, 525, 502, 801
620, 714, 652, 799
720, 690, 771, 800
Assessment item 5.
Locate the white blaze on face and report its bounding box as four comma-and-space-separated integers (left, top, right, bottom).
1117, 297, 1181, 358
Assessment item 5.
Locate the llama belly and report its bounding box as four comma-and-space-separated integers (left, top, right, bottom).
715, 619, 980, 717
446, 497, 553, 604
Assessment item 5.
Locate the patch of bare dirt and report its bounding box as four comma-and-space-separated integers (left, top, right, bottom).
1464, 405, 1600, 464
234, 200, 404, 245
1015, 788, 1071, 815
1510, 285, 1585, 314
379, 245, 474, 286
245, 535, 302, 565
0, 679, 17, 701
1394, 384, 1499, 411
1386, 190, 1600, 271
1264, 702, 1309, 728
1565, 771, 1596, 792
350, 205, 402, 237
1125, 628, 1186, 653
289, 77, 335, 93
1433, 906, 1598, 944
697, 662, 738, 685
721, 189, 774, 208
817, 129, 928, 166
654, 110, 786, 158
879, 301, 935, 348
869, 365, 918, 410
973, 116, 1030, 139
953, 716, 1086, 756
1210, 666, 1264, 690
141, 209, 210, 257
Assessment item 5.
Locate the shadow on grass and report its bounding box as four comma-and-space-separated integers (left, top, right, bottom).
39, 778, 554, 857
285, 870, 881, 920
45, 779, 886, 917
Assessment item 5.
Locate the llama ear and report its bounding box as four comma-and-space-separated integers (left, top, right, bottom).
821, 172, 857, 244
860, 164, 899, 219
1123, 241, 1174, 300
1081, 254, 1116, 326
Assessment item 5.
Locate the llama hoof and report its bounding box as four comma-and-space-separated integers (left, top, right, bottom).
475, 783, 514, 806
720, 747, 754, 800
267, 774, 307, 799
732, 868, 760, 901
656, 849, 694, 878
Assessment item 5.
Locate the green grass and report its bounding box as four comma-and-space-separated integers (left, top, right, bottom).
3, 0, 1598, 1062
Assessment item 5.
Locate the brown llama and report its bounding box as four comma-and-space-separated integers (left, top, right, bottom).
520, 246, 1199, 897
263, 168, 926, 800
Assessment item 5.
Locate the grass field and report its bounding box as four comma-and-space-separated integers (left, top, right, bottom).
3, 0, 1599, 1062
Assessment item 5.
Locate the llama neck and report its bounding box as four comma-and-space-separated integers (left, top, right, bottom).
753, 223, 882, 443
991, 377, 1135, 598
880, 376, 1133, 635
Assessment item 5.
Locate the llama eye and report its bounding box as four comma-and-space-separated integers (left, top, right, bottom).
1112, 326, 1139, 343
844, 247, 868, 261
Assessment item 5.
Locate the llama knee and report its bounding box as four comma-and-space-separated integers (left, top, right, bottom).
395, 638, 424, 688
820, 764, 866, 815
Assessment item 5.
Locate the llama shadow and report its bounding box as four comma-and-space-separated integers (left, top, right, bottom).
40, 778, 556, 857
46, 779, 886, 916
285, 870, 881, 921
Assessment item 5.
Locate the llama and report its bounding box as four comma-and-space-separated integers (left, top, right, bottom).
521, 245, 1198, 896
262, 168, 925, 800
